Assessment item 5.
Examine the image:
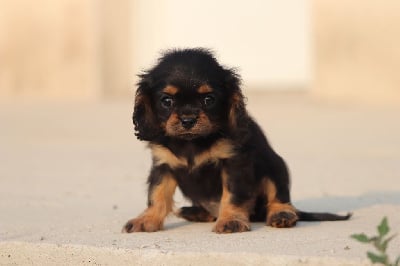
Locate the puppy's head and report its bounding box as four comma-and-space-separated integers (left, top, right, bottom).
133, 48, 246, 141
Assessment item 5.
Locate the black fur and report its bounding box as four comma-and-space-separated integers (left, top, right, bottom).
123, 48, 350, 233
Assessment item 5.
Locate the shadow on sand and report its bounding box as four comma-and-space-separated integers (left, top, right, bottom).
293, 190, 400, 213
165, 191, 400, 231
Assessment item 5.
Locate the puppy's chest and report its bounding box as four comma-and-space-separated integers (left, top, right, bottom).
150, 139, 235, 201
149, 139, 235, 171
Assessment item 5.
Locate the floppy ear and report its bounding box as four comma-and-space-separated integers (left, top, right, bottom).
132, 75, 161, 141
229, 91, 246, 129
224, 69, 248, 132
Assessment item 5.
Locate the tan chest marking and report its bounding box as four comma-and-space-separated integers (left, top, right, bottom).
193, 139, 235, 168
150, 139, 235, 170
150, 144, 188, 168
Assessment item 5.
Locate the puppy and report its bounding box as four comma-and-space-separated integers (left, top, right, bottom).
123, 48, 350, 233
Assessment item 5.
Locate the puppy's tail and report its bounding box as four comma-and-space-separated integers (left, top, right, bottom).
297, 210, 352, 221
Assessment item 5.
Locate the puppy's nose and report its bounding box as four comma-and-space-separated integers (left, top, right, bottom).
180, 117, 197, 129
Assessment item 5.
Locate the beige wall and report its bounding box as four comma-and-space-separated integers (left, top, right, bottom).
131, 0, 311, 91
313, 0, 400, 105
0, 0, 311, 102
0, 0, 131, 101
99, 0, 132, 98
2, 1, 399, 104
0, 0, 100, 100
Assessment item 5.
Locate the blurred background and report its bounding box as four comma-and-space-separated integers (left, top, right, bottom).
1, 0, 399, 104
1, 1, 400, 255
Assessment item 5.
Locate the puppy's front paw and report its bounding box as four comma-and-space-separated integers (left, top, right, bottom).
122, 216, 162, 233
213, 218, 250, 233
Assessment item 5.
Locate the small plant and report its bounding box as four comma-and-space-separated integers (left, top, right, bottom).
351, 217, 400, 266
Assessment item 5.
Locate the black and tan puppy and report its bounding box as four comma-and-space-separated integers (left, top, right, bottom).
123, 48, 350, 233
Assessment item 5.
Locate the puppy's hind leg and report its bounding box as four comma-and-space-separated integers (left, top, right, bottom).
265, 177, 298, 228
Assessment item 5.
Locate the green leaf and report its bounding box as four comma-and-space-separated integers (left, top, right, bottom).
351, 217, 399, 266
351, 233, 371, 243
372, 238, 383, 253
367, 251, 387, 264
381, 234, 397, 252
378, 217, 390, 237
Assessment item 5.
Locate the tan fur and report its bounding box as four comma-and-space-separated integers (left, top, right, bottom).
213, 169, 251, 233
135, 93, 154, 120
193, 139, 235, 168
266, 202, 298, 228
265, 178, 298, 227
229, 92, 243, 128
149, 173, 177, 216
165, 111, 214, 137
197, 84, 213, 94
150, 144, 188, 168
164, 112, 180, 134
151, 139, 234, 170
162, 85, 179, 95
265, 178, 277, 203
124, 174, 177, 232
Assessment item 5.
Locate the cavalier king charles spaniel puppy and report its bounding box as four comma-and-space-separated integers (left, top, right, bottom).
123, 48, 350, 233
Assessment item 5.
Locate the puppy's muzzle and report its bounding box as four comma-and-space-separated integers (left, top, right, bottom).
180, 116, 197, 129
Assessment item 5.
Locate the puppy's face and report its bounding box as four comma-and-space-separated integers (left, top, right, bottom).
133, 49, 245, 141
156, 84, 224, 140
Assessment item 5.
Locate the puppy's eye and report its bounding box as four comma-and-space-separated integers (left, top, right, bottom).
203, 94, 216, 107
161, 96, 174, 108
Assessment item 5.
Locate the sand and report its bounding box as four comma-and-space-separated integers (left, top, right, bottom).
1, 92, 399, 265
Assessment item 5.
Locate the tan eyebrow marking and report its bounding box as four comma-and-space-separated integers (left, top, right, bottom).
197, 85, 213, 94
162, 85, 179, 95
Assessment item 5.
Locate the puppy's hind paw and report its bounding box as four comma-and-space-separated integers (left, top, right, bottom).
267, 210, 298, 228
177, 206, 216, 222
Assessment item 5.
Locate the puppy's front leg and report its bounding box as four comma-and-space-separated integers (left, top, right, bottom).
123, 168, 177, 233
213, 168, 253, 234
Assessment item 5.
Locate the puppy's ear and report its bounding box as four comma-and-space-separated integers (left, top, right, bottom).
132, 74, 161, 141
229, 91, 246, 129
224, 69, 248, 131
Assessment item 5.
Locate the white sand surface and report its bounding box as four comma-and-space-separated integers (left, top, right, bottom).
1, 92, 399, 265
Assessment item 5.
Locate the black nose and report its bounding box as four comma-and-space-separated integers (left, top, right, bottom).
180, 117, 197, 129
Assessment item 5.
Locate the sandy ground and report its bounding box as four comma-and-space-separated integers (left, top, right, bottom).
1, 92, 399, 265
